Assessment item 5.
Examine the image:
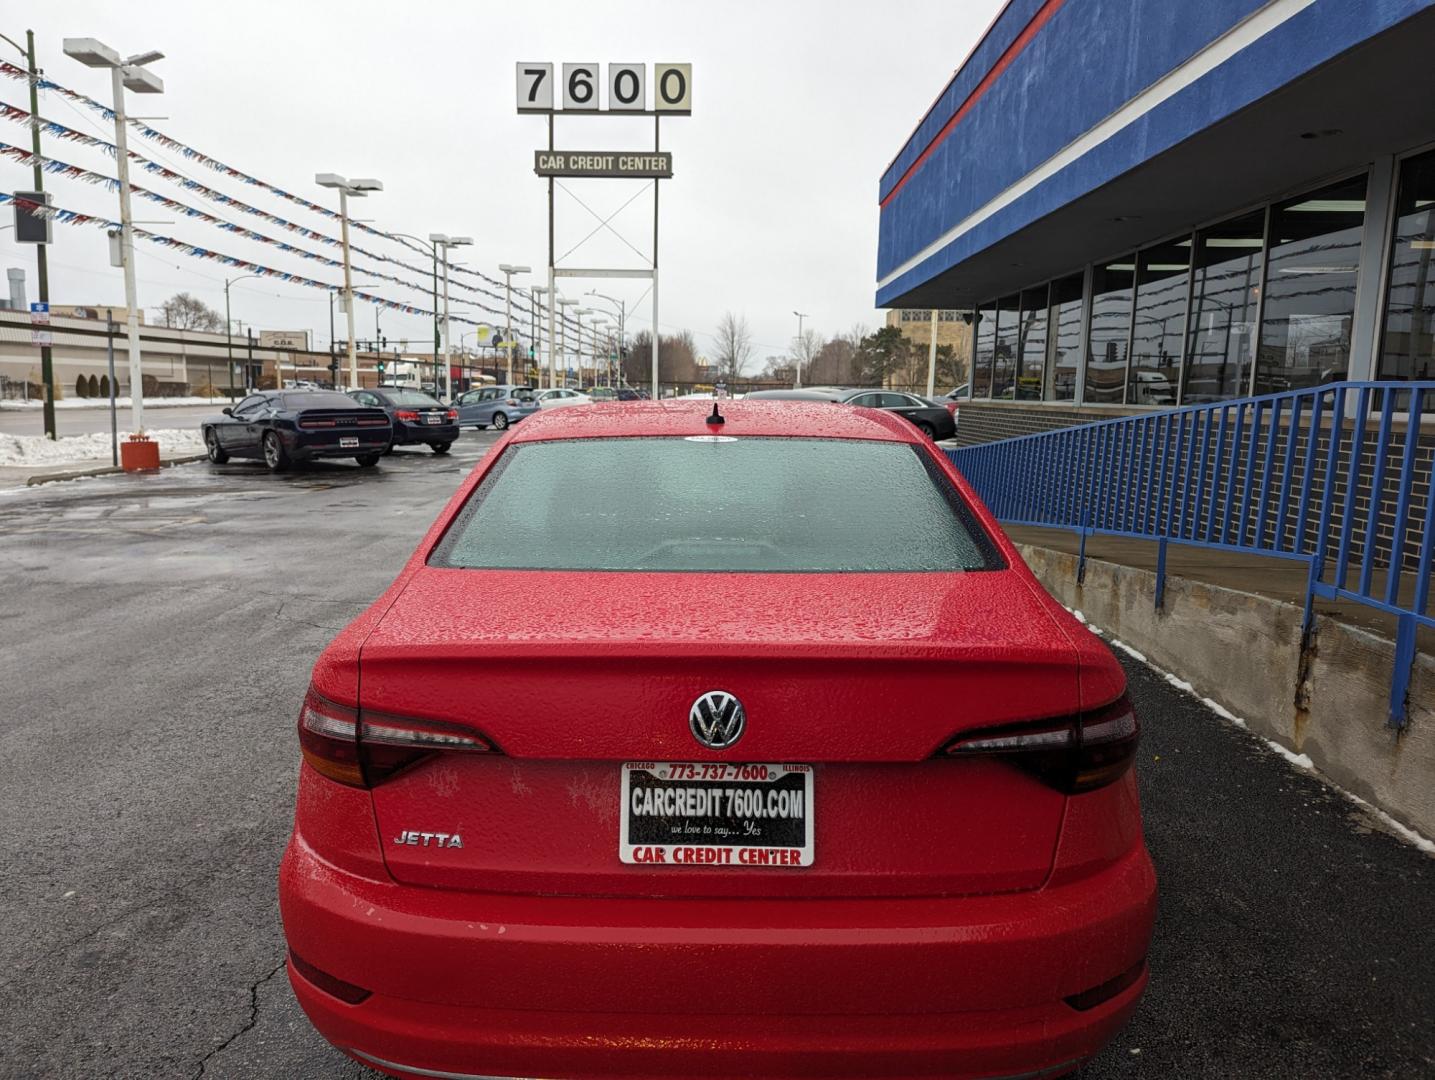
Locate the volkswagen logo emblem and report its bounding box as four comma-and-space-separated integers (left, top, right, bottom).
689, 690, 745, 750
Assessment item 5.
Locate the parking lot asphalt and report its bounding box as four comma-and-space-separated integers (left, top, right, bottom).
0, 426, 1430, 1079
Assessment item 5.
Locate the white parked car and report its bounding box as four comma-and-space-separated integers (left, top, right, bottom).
533, 388, 593, 410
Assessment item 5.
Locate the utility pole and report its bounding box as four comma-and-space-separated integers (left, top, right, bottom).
498, 264, 531, 386
6, 31, 57, 439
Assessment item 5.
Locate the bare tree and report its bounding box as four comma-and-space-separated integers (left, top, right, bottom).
159, 292, 224, 332
792, 327, 822, 387
712, 312, 754, 381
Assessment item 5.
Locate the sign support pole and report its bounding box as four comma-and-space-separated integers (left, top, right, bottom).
926, 309, 939, 398
652, 114, 660, 400
23, 31, 56, 439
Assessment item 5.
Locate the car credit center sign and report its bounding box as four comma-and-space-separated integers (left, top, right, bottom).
534, 151, 673, 179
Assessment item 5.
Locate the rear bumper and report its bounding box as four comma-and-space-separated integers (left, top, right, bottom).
279, 834, 1155, 1079
286, 431, 390, 458
393, 422, 460, 444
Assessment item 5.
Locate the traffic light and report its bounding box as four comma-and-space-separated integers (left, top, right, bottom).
528, 345, 535, 359
376, 359, 386, 376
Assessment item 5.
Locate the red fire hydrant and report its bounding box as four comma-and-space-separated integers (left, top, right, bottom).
120, 434, 161, 472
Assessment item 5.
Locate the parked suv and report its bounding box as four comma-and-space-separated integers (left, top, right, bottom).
453, 385, 539, 430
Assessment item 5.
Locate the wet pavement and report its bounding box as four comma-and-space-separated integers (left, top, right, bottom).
0, 428, 1430, 1078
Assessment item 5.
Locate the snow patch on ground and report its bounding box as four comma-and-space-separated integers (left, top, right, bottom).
0, 429, 204, 468
0, 396, 226, 411
1064, 605, 1433, 854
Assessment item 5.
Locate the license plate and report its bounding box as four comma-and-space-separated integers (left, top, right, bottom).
619, 762, 813, 867
425, 415, 442, 424
339, 436, 359, 448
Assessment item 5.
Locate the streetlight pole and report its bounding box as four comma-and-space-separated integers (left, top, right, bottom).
64, 38, 164, 434
497, 264, 531, 386
316, 173, 383, 388
792, 310, 809, 388
224, 274, 262, 393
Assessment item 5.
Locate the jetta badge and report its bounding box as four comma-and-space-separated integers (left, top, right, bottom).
689, 690, 745, 749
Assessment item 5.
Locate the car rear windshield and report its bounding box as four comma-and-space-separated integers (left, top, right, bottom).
282, 392, 358, 409
383, 390, 444, 407
430, 437, 1001, 573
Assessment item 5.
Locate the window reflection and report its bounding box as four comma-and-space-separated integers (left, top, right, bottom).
973, 302, 996, 397
1017, 286, 1048, 401
1184, 211, 1265, 402
1381, 150, 1435, 380
1084, 257, 1135, 403
1258, 175, 1366, 393
1128, 241, 1188, 405
993, 294, 1019, 398
1050, 274, 1083, 401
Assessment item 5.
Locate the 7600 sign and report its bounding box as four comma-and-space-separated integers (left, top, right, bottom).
517, 62, 692, 114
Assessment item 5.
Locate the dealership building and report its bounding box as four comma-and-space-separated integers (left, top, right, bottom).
877, 0, 1435, 443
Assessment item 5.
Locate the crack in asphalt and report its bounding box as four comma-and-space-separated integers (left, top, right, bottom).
193, 959, 287, 1079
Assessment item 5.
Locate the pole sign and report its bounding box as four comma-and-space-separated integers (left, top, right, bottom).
534, 151, 673, 179
518, 62, 691, 114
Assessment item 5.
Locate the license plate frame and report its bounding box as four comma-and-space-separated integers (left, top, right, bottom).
619, 762, 814, 868
424, 415, 442, 424
339, 436, 359, 448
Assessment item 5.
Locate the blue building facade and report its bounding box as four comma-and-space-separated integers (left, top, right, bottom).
877, 0, 1435, 429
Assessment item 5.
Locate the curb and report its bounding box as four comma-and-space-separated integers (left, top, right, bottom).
23, 454, 208, 487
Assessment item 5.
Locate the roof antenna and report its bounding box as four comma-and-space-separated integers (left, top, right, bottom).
707, 400, 725, 425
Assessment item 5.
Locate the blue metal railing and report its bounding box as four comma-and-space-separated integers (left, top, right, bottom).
947, 381, 1435, 727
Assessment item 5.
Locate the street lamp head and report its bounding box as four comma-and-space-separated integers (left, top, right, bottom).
794, 310, 808, 318
350, 178, 383, 193
557, 298, 575, 307
428, 232, 451, 244
121, 65, 164, 93
448, 236, 474, 247
575, 308, 591, 316
532, 285, 550, 294
316, 173, 347, 189
63, 38, 122, 68
125, 49, 165, 67
498, 264, 532, 275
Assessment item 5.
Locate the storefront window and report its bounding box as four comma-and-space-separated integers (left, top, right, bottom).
1084, 257, 1135, 403
1183, 210, 1265, 402
972, 302, 996, 397
1016, 286, 1048, 400
1128, 241, 1188, 406
1257, 175, 1366, 394
1381, 150, 1435, 380
1050, 274, 1083, 401
992, 294, 1019, 398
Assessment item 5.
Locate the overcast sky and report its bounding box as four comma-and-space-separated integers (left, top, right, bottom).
2, 0, 1001, 367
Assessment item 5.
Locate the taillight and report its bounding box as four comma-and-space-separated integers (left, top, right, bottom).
506, 397, 520, 406
944, 402, 959, 416
297, 687, 497, 788
943, 694, 1139, 793
395, 409, 419, 421
446, 409, 458, 420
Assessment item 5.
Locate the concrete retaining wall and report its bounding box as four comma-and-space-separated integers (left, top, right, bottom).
1019, 544, 1435, 841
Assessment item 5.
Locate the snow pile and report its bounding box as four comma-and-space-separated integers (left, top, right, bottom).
0, 428, 205, 468
0, 396, 227, 411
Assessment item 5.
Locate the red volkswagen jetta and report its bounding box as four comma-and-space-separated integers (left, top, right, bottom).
279, 400, 1156, 1079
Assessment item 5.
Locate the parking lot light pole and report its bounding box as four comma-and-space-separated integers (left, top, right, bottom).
529, 285, 549, 386
556, 297, 576, 389
390, 233, 442, 389
63, 38, 164, 435
792, 310, 808, 389
316, 173, 383, 389
497, 264, 531, 385
574, 308, 592, 387
428, 235, 472, 401
586, 290, 626, 386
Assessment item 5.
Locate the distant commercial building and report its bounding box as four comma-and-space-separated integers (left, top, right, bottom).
884, 309, 972, 360
876, 0, 1435, 442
